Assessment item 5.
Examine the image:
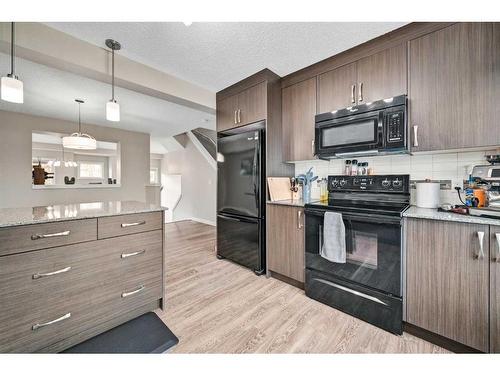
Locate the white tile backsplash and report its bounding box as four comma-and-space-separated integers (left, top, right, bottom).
293, 150, 496, 204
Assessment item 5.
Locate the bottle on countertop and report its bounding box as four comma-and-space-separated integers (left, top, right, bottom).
351, 160, 358, 176
357, 162, 365, 176
344, 160, 352, 176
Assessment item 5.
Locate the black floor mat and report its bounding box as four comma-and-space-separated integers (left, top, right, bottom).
62, 312, 179, 353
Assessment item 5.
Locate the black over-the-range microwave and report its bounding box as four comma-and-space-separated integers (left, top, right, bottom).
314, 95, 408, 159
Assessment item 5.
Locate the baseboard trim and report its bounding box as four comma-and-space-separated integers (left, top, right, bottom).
403, 322, 482, 353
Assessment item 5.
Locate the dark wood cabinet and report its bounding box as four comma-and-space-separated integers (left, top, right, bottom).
318, 62, 357, 113
406, 218, 489, 352
409, 22, 500, 151
282, 77, 317, 161
216, 82, 267, 132
490, 225, 500, 353
267, 204, 305, 283
356, 43, 407, 104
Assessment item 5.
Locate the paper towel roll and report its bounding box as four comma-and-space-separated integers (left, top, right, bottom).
416, 181, 440, 208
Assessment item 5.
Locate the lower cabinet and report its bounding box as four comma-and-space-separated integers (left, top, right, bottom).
267, 204, 305, 283
490, 225, 500, 353
405, 218, 489, 352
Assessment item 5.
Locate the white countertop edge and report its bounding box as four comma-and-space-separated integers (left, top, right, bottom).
402, 206, 500, 226
32, 184, 121, 189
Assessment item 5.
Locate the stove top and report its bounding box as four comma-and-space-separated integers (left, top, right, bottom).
305, 175, 410, 217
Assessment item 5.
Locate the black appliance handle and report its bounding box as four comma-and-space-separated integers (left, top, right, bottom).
217, 214, 259, 224
305, 208, 401, 225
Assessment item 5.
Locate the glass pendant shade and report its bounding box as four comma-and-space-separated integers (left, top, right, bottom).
1, 76, 23, 103
106, 100, 120, 122
62, 133, 97, 150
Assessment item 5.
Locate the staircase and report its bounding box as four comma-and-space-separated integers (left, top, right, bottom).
190, 128, 216, 161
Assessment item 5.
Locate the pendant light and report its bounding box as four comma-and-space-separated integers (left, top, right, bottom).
62, 99, 97, 150
1, 22, 24, 103
105, 39, 121, 122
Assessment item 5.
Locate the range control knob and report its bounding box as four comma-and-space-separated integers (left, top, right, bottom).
331, 179, 339, 188
381, 178, 391, 188
340, 179, 347, 187
392, 178, 403, 188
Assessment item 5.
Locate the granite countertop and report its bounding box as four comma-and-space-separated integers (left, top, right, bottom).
0, 200, 167, 228
267, 199, 320, 207
403, 206, 500, 226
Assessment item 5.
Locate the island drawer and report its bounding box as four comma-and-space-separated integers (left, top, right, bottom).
0, 230, 163, 352
98, 212, 162, 239
0, 219, 97, 257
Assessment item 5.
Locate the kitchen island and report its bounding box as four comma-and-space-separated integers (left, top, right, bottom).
0, 201, 166, 353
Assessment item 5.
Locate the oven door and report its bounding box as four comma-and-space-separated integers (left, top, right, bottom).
305, 208, 402, 297
315, 110, 383, 156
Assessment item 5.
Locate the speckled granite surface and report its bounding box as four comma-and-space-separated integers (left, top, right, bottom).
0, 201, 166, 228
403, 206, 500, 226
266, 199, 315, 207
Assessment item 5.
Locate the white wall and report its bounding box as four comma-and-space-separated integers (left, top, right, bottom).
294, 150, 499, 206
0, 110, 150, 208
163, 136, 216, 225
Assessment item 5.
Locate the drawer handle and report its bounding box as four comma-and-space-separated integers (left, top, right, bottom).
32, 312, 71, 330
121, 285, 145, 298
31, 230, 70, 240
121, 221, 146, 228
475, 231, 485, 259
32, 266, 72, 280
494, 233, 500, 263
121, 249, 146, 259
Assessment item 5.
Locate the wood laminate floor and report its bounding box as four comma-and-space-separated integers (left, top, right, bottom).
156, 220, 448, 353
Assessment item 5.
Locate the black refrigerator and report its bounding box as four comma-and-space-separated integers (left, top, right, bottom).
216, 122, 265, 275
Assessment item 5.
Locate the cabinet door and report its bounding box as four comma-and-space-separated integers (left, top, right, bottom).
356, 43, 407, 104
406, 218, 489, 351
237, 82, 267, 126
216, 94, 238, 132
318, 62, 357, 113
267, 204, 305, 282
282, 77, 317, 161
409, 23, 500, 151
490, 225, 500, 353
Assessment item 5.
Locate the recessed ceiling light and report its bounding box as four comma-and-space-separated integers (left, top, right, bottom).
183, 21, 193, 27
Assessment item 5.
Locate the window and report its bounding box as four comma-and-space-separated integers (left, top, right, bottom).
78, 162, 104, 179
150, 167, 159, 184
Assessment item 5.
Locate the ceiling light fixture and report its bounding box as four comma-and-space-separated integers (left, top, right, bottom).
105, 39, 121, 122
62, 99, 97, 150
1, 22, 24, 104
183, 21, 193, 26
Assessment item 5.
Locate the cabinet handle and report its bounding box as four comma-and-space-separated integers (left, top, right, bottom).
475, 231, 485, 259
32, 312, 71, 331
297, 210, 303, 229
234, 110, 237, 124
413, 125, 419, 147
494, 233, 500, 262
121, 249, 146, 259
351, 85, 356, 104
237, 109, 241, 124
32, 266, 72, 280
121, 285, 145, 298
31, 230, 70, 240
358, 82, 363, 102
311, 139, 315, 156
121, 220, 146, 228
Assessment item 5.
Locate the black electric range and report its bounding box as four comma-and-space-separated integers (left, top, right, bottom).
304, 175, 410, 334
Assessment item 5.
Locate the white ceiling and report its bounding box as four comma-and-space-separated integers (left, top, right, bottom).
0, 53, 216, 152
45, 22, 407, 92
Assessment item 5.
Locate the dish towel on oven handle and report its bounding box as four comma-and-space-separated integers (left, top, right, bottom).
321, 211, 346, 263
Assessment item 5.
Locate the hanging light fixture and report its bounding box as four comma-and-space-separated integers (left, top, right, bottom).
1, 22, 24, 103
62, 99, 97, 150
105, 39, 121, 122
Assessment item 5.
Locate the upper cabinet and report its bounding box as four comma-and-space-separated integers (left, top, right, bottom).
216, 81, 267, 132
356, 44, 407, 104
318, 62, 357, 113
409, 23, 500, 151
282, 77, 317, 162
318, 44, 407, 113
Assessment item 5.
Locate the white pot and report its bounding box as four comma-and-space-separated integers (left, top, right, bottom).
416, 181, 440, 208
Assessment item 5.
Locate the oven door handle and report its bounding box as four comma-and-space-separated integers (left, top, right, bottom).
305, 208, 401, 225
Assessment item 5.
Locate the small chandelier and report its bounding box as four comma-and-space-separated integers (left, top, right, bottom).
1, 22, 24, 104
105, 39, 121, 122
62, 99, 97, 150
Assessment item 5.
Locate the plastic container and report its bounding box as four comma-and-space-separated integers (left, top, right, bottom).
351, 160, 358, 176
416, 180, 441, 208
344, 160, 352, 176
